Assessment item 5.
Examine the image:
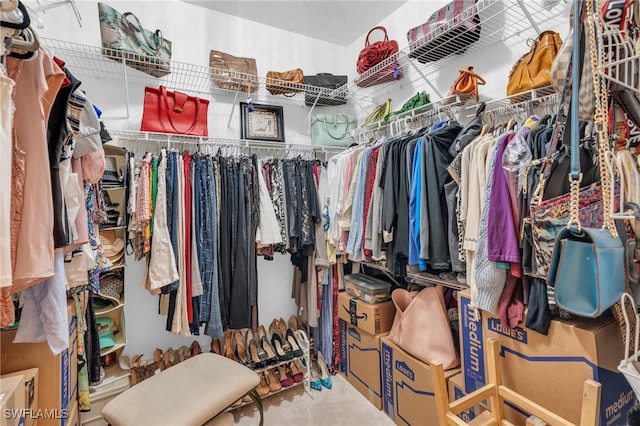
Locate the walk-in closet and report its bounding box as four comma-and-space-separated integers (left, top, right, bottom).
2, 0, 640, 425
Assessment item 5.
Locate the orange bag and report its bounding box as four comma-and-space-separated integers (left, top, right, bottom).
445, 66, 485, 103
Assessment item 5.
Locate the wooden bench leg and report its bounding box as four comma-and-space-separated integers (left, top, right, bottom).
246, 388, 264, 426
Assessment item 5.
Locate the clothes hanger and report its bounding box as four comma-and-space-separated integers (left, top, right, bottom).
9, 25, 39, 53
0, 0, 18, 13
479, 123, 490, 137
1, 1, 29, 29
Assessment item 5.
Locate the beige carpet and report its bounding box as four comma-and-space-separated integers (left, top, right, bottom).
233, 374, 396, 426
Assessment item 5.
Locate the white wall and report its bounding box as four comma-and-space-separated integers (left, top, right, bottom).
31, 0, 570, 359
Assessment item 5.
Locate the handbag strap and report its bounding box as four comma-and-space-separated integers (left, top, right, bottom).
591, 0, 620, 236
619, 292, 639, 361
365, 26, 390, 46
530, 3, 587, 207
159, 86, 202, 135
121, 12, 163, 55
321, 115, 352, 140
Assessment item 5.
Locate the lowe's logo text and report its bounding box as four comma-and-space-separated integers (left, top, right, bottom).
487, 318, 527, 344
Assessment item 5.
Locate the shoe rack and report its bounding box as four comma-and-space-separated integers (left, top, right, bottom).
81, 143, 130, 426
221, 320, 315, 410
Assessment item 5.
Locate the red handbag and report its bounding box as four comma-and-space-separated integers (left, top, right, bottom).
140, 86, 209, 136
355, 26, 401, 88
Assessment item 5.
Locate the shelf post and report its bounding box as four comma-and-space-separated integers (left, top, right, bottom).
406, 59, 443, 98
121, 59, 130, 119
227, 90, 240, 128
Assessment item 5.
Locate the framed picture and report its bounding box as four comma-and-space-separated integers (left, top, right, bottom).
240, 102, 285, 142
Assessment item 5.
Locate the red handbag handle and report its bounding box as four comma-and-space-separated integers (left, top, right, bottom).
159, 86, 202, 135
365, 26, 390, 47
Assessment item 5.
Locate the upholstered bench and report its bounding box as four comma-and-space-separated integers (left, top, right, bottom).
102, 352, 263, 426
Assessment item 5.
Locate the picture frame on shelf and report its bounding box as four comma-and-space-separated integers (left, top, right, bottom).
240, 102, 285, 142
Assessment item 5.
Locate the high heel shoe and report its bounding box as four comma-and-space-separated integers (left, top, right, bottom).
316, 351, 332, 389
234, 330, 250, 365
290, 360, 304, 383
310, 361, 322, 391
247, 329, 267, 363
264, 368, 282, 392
288, 315, 299, 331
256, 373, 270, 397
258, 325, 268, 341
190, 340, 202, 357
211, 338, 221, 355
277, 365, 294, 387
260, 336, 278, 365
248, 338, 266, 369
277, 318, 292, 351
223, 330, 236, 362
271, 333, 294, 361
268, 319, 279, 340
285, 329, 304, 357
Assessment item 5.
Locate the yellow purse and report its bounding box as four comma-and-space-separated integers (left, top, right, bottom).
507, 30, 563, 97
363, 98, 392, 125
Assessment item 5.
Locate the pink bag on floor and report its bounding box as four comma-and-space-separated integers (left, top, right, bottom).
389, 285, 460, 370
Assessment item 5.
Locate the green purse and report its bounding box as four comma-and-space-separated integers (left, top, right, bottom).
310, 114, 357, 147
385, 91, 431, 121
363, 98, 392, 126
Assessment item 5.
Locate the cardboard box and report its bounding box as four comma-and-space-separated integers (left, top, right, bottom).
448, 373, 484, 422
2, 368, 38, 426
1, 299, 78, 426
338, 291, 395, 336
64, 402, 77, 426
458, 289, 634, 426
0, 375, 26, 426
339, 319, 387, 409
381, 337, 460, 426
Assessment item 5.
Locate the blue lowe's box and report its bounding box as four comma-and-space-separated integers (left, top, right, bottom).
458, 289, 634, 426
381, 336, 459, 426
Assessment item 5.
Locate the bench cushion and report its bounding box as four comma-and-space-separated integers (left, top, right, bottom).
102, 352, 260, 426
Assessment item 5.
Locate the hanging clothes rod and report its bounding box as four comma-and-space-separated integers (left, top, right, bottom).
108, 129, 344, 157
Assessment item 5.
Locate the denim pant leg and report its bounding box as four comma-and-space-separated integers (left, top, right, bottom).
204, 158, 223, 338
196, 158, 212, 323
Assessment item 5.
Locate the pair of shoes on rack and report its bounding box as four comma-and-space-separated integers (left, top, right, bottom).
257, 325, 279, 366
245, 328, 268, 369
269, 318, 291, 351
263, 368, 282, 393
269, 318, 304, 359
310, 351, 332, 390
288, 314, 308, 332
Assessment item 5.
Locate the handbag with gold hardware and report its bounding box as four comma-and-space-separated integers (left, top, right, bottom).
444, 66, 485, 103
265, 68, 304, 96
507, 30, 562, 97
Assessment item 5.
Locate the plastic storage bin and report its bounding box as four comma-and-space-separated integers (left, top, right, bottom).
344, 274, 392, 304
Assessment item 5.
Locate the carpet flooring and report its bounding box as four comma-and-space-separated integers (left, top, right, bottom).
233, 374, 396, 426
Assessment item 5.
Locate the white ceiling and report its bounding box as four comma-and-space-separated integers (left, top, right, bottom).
181, 1, 408, 46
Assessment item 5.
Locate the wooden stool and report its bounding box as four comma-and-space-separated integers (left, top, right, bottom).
432, 338, 602, 426
102, 352, 262, 426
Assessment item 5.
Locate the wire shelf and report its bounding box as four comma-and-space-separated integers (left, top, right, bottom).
42, 38, 368, 108
349, 0, 570, 99
597, 13, 640, 94
108, 129, 346, 159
